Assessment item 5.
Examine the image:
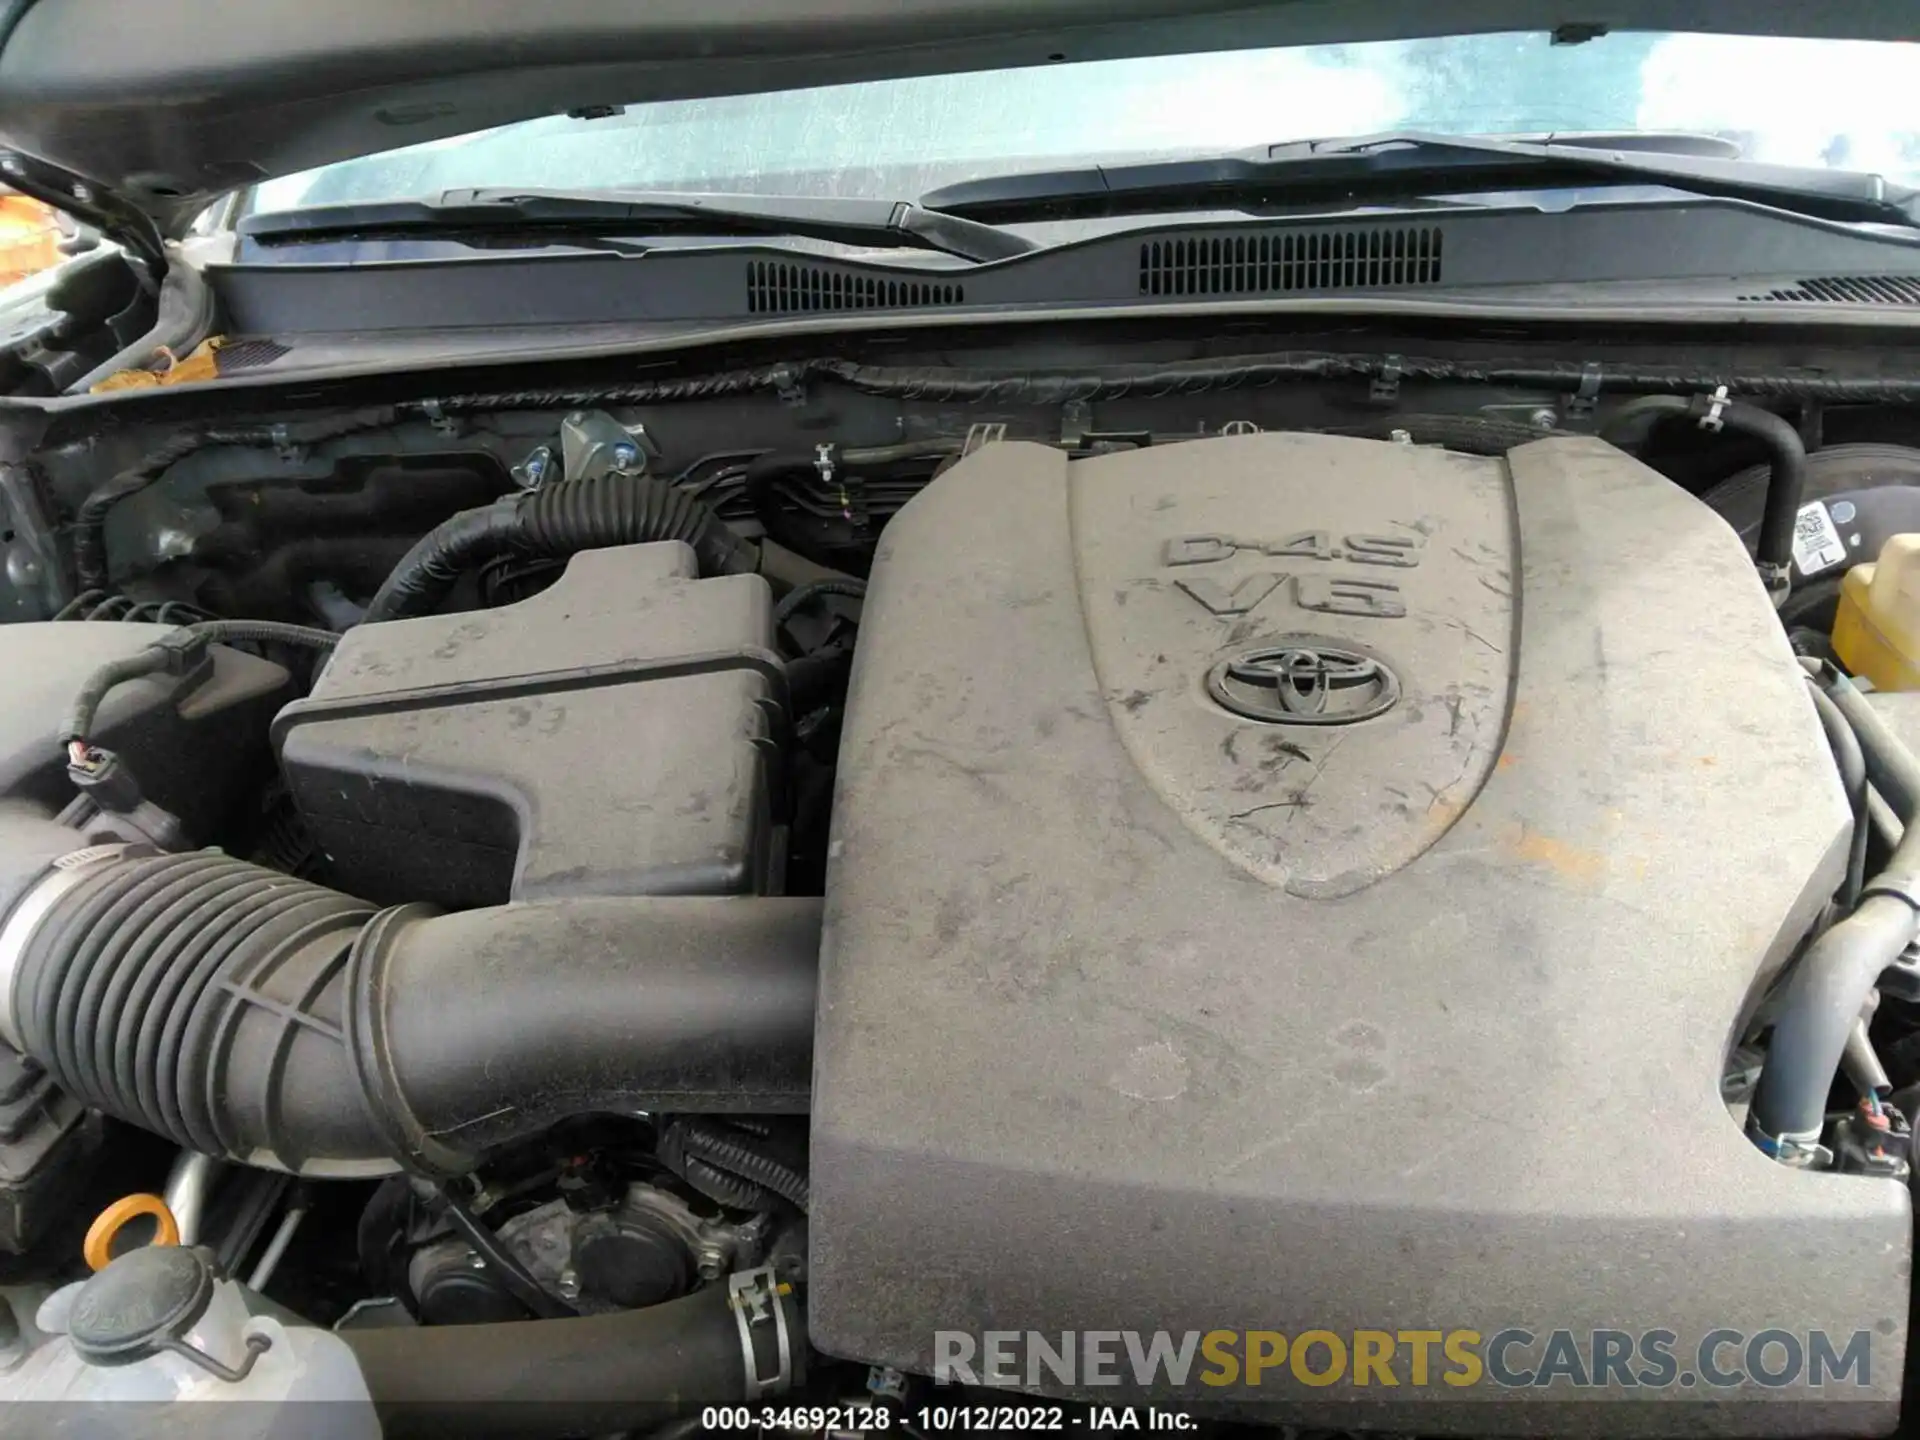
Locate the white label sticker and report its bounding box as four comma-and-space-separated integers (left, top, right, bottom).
1792, 500, 1849, 576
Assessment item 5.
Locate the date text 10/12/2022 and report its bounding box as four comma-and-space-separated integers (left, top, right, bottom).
699, 1406, 1198, 1431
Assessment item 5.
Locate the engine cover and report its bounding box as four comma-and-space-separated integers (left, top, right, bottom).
811, 434, 1905, 1431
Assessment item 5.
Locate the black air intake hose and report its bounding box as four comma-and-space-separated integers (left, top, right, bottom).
362, 473, 757, 624
0, 844, 817, 1176
343, 1274, 804, 1438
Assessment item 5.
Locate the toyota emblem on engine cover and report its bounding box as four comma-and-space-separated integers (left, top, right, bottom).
1207, 640, 1400, 725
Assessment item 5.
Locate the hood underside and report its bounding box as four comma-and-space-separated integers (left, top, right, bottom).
0, 0, 1908, 234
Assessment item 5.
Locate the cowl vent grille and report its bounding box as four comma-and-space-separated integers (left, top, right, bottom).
1139, 227, 1444, 296
1740, 276, 1920, 305
747, 260, 964, 314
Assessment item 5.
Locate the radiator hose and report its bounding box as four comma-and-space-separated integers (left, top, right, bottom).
362, 472, 758, 624
0, 819, 817, 1177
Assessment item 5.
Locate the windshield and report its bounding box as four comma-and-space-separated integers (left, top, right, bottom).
253, 31, 1920, 214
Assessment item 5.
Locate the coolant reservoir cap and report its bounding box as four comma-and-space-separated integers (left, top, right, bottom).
66, 1243, 214, 1366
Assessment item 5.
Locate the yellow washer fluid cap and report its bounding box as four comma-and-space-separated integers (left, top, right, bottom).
1834, 532, 1920, 691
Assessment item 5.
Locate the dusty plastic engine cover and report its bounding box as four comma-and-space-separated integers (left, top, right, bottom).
276, 542, 781, 908
811, 434, 1905, 1431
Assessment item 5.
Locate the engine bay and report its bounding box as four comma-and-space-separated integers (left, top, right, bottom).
1, 320, 1919, 1434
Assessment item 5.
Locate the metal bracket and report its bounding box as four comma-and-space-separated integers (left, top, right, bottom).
1369, 355, 1404, 403
510, 445, 554, 491
1748, 1122, 1833, 1170
1061, 400, 1093, 449
268, 424, 299, 464
1565, 362, 1605, 421
727, 1265, 794, 1400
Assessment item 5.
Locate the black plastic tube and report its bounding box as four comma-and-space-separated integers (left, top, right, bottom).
1721, 403, 1809, 585
1, 842, 820, 1177
772, 578, 867, 630
341, 1280, 802, 1439
1598, 394, 1807, 584
362, 473, 755, 624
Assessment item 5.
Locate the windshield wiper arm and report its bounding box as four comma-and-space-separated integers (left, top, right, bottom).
241, 188, 1035, 264
920, 132, 1920, 231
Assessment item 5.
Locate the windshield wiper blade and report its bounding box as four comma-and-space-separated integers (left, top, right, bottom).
920, 132, 1920, 231
241, 188, 1035, 264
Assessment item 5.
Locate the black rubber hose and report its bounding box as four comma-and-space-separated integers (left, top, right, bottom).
772, 577, 866, 630
1750, 668, 1920, 1152
786, 647, 855, 714
1, 843, 820, 1176
1808, 680, 1870, 908
361, 474, 756, 625
1599, 394, 1808, 583
1721, 403, 1809, 583
341, 1280, 803, 1439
